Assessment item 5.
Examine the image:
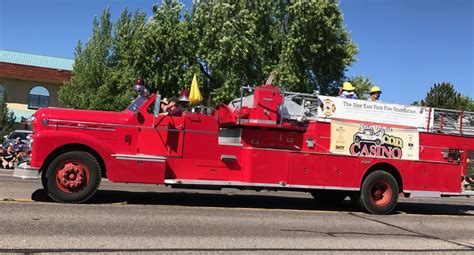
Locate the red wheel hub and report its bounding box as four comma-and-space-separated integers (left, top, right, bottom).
55, 161, 90, 193
370, 180, 392, 207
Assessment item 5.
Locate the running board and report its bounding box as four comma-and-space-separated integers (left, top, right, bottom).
164, 179, 359, 191
407, 190, 474, 197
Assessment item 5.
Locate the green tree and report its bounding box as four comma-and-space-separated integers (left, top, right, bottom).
60, 3, 191, 110
144, 0, 193, 97
60, 0, 357, 109
459, 96, 474, 112
348, 75, 375, 100
417, 82, 472, 110
0, 92, 15, 139
190, 1, 261, 103
59, 8, 113, 110
276, 1, 357, 96
191, 0, 357, 104
107, 8, 148, 109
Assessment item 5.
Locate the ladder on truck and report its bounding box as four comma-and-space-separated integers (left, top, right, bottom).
428, 108, 474, 136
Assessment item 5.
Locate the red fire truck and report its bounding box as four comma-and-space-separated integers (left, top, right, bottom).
14, 83, 474, 214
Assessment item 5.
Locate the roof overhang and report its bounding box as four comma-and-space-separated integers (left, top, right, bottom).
0, 62, 72, 84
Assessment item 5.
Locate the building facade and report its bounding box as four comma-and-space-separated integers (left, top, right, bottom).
0, 50, 73, 126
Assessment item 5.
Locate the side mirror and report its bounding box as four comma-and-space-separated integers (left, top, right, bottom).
153, 94, 161, 118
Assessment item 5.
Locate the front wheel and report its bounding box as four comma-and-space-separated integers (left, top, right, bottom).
44, 151, 101, 203
358, 171, 399, 214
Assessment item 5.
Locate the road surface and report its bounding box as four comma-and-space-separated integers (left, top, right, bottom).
0, 169, 473, 253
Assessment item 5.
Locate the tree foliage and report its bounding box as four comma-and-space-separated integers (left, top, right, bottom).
0, 92, 15, 139
191, 0, 357, 103
459, 96, 474, 112
347, 75, 374, 100
59, 0, 357, 110
144, 0, 193, 97
59, 8, 114, 110
415, 82, 474, 111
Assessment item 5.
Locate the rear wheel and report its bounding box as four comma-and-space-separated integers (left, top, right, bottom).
358, 171, 399, 214
44, 151, 101, 203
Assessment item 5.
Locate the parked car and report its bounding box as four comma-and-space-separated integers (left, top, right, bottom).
2, 130, 33, 148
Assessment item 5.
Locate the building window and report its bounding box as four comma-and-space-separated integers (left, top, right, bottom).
28, 86, 50, 109
0, 83, 4, 101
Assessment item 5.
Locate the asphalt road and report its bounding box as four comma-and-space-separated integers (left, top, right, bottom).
0, 169, 473, 254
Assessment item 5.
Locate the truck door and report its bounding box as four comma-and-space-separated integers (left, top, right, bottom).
316, 155, 358, 189
137, 115, 185, 157
289, 153, 309, 186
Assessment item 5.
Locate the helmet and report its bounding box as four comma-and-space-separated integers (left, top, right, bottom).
369, 86, 382, 94
342, 82, 355, 91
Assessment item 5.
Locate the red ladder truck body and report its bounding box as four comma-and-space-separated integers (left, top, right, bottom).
14, 84, 474, 214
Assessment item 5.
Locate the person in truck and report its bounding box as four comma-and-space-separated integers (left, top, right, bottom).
160, 97, 182, 117
1, 145, 17, 169
367, 86, 382, 102
160, 98, 170, 113
338, 82, 358, 99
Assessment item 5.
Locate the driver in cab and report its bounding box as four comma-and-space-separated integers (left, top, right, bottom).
160, 97, 182, 117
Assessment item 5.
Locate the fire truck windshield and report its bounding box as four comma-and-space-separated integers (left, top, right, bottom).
126, 95, 147, 112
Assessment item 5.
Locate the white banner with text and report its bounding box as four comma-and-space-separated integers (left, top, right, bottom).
318, 96, 432, 129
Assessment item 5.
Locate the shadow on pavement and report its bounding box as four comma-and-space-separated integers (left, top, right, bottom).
31, 188, 474, 216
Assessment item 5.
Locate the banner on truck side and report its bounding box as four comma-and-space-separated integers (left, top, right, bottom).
330, 119, 419, 160
318, 96, 432, 129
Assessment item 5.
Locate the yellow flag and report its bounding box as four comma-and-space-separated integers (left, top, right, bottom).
189, 74, 203, 105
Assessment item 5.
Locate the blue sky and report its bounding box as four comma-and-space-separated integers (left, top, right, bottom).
0, 0, 472, 105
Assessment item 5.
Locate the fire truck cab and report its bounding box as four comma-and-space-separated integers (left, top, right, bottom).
14, 83, 474, 214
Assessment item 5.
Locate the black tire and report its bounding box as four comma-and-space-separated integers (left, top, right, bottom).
375, 139, 381, 145
41, 170, 48, 191
311, 190, 348, 204
44, 151, 101, 203
358, 171, 399, 214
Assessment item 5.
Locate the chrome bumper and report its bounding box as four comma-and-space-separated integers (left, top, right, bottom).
13, 162, 39, 179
